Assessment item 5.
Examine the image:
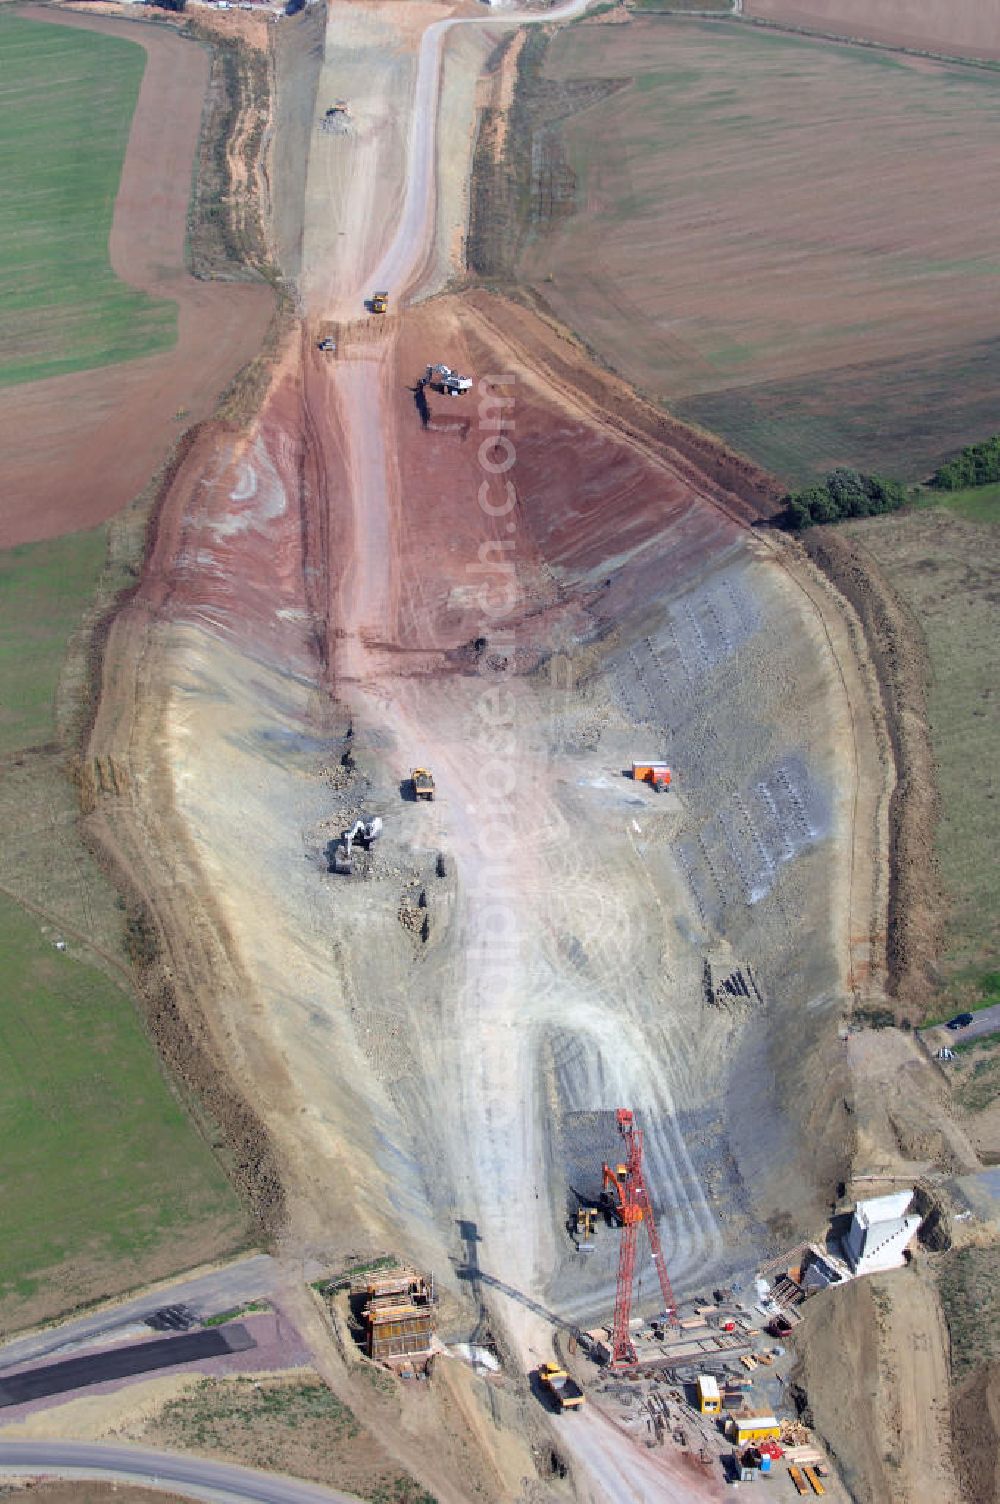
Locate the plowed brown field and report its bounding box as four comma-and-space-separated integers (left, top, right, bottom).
0, 8, 273, 549
520, 16, 1000, 482
744, 0, 1000, 60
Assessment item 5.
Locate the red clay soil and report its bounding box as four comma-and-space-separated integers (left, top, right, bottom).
0, 7, 273, 550
130, 292, 767, 687
383, 296, 757, 655
381, 293, 771, 662
127, 288, 763, 691
123, 291, 755, 685
133, 361, 329, 673
744, 0, 1000, 60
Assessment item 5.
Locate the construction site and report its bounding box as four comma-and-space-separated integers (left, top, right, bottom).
5, 0, 996, 1501
71, 0, 892, 1482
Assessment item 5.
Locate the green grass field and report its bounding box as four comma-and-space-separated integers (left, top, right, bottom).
0, 891, 244, 1321
0, 527, 109, 757
0, 13, 176, 387
0, 526, 247, 1326
915, 481, 1000, 525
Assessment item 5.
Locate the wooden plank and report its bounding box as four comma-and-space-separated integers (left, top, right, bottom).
804, 1466, 826, 1496
788, 1466, 809, 1497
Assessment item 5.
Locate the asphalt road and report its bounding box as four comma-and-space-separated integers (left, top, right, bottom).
0, 1441, 364, 1504
928, 1001, 1000, 1046
0, 1326, 255, 1409
0, 1254, 281, 1373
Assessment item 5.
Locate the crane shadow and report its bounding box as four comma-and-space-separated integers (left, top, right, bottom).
411, 380, 430, 429
454, 1223, 583, 1341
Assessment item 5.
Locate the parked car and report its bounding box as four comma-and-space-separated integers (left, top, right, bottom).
946, 1012, 975, 1030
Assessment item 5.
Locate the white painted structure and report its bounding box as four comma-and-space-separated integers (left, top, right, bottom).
843, 1190, 921, 1275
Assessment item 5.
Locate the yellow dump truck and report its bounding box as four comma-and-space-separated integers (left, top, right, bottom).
371, 290, 389, 314
537, 1362, 584, 1412
411, 768, 435, 801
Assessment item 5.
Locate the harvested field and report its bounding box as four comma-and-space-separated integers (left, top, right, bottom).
513, 16, 1000, 482
0, 7, 273, 549
744, 0, 1000, 62
0, 14, 175, 388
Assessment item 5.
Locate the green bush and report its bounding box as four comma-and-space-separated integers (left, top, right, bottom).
932, 434, 1000, 491
783, 469, 906, 530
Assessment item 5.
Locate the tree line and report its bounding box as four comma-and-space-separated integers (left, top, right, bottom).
931, 434, 1000, 491
781, 469, 906, 531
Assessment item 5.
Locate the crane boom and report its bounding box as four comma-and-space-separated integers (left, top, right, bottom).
601, 1108, 677, 1367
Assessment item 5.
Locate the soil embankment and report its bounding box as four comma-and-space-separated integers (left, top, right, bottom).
953, 1360, 1000, 1504
794, 1262, 959, 1504
803, 528, 942, 1016
0, 7, 273, 549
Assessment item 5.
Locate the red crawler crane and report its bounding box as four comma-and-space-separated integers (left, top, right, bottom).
601, 1108, 677, 1367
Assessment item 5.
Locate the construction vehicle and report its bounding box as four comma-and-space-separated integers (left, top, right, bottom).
631, 760, 671, 791
318, 337, 336, 352
573, 1206, 598, 1252
411, 768, 435, 801
332, 816, 383, 875
537, 1362, 584, 1411
601, 1108, 677, 1367
371, 291, 389, 314
424, 363, 473, 397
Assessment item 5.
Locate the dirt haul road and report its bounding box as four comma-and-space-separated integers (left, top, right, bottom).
306, 3, 720, 1495
85, 0, 887, 1499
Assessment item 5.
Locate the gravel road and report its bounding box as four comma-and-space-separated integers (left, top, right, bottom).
0, 1441, 362, 1504
363, 0, 596, 305
928, 1001, 1000, 1044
